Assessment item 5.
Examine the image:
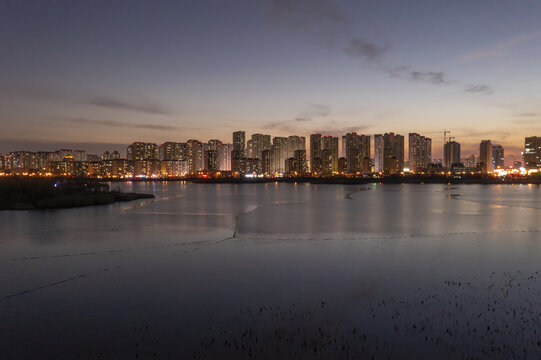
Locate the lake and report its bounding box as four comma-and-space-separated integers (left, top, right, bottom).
2, 182, 541, 359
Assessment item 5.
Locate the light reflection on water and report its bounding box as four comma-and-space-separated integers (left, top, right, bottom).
1, 183, 541, 359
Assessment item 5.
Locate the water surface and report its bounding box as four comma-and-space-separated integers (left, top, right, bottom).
1, 183, 541, 359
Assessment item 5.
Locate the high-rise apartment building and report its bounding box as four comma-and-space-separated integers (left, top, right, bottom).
206, 150, 219, 171
159, 142, 185, 161
102, 151, 121, 160
250, 134, 271, 160
72, 150, 87, 162
309, 134, 322, 173
271, 137, 288, 173
246, 139, 253, 158
524, 136, 541, 169
232, 131, 246, 156
344, 132, 360, 173
408, 133, 432, 173
374, 134, 384, 173
185, 140, 201, 174
9, 151, 37, 169
294, 149, 307, 174
343, 133, 370, 173
218, 143, 232, 171
286, 136, 306, 159
262, 149, 271, 174
36, 151, 53, 171
479, 140, 493, 174
207, 139, 222, 151
443, 141, 461, 168
231, 131, 246, 174
383, 133, 404, 174
492, 145, 504, 169
127, 142, 159, 161
321, 136, 339, 173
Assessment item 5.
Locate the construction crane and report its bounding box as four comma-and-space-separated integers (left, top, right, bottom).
422, 130, 452, 144
444, 129, 451, 144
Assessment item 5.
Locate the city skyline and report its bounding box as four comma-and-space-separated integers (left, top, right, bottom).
1, 1, 541, 159
4, 130, 541, 178
0, 129, 521, 163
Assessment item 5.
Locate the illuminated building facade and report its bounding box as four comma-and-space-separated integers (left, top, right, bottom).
127, 142, 159, 161
102, 151, 121, 160
233, 131, 246, 156
207, 150, 219, 171
479, 140, 493, 174
492, 145, 504, 169
383, 133, 404, 174
408, 133, 432, 173
524, 136, 541, 169
309, 134, 322, 173
271, 136, 288, 173
159, 142, 185, 161
287, 136, 306, 159
250, 134, 271, 161
321, 136, 339, 173
218, 143, 232, 171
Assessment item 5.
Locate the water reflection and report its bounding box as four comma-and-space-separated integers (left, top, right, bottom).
1, 183, 541, 359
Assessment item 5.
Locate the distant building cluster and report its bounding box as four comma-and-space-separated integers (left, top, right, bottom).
1, 131, 540, 178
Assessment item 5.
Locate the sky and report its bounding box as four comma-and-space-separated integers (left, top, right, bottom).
1, 0, 541, 162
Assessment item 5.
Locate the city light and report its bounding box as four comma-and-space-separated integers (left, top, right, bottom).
0, 135, 540, 181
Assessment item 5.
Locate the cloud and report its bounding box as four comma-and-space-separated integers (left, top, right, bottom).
62, 118, 199, 132
458, 30, 541, 62
453, 128, 512, 141
266, 0, 492, 94
409, 71, 448, 85
12, 86, 172, 115
296, 103, 330, 121
267, 103, 331, 129
90, 96, 170, 115
510, 112, 540, 125
463, 84, 493, 94
264, 105, 371, 136
345, 37, 390, 61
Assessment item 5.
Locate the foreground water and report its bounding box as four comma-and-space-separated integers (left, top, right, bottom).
1, 182, 541, 359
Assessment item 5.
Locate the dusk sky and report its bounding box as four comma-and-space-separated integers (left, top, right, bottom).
1, 0, 540, 160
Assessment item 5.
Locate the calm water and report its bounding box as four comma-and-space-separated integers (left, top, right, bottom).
2, 183, 541, 359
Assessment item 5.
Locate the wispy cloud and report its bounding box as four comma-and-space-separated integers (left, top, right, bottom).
14, 86, 172, 115
264, 102, 371, 136
62, 117, 199, 132
294, 103, 331, 122
464, 84, 493, 94
267, 0, 493, 94
344, 37, 390, 62
458, 30, 541, 62
90, 96, 170, 115
266, 103, 330, 130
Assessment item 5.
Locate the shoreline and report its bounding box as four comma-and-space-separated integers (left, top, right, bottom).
102, 176, 541, 185
0, 178, 154, 211
0, 191, 154, 211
